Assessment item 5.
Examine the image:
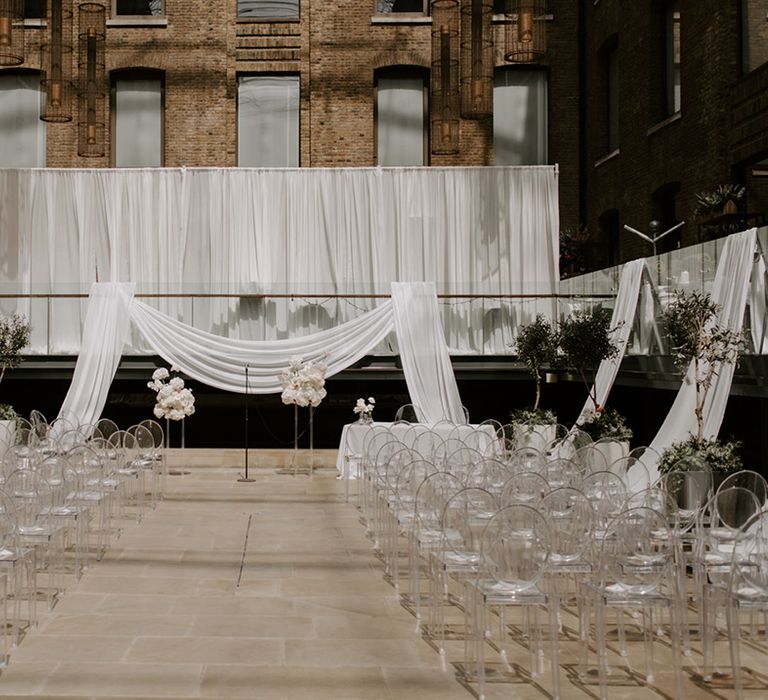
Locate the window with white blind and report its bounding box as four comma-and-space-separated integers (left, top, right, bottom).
113, 76, 163, 167
238, 75, 300, 167
237, 1, 299, 19
375, 73, 426, 166
493, 69, 548, 166
0, 72, 46, 167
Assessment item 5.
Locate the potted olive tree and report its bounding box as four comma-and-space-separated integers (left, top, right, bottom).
510, 315, 559, 450
0, 313, 31, 455
658, 291, 744, 481
560, 306, 633, 465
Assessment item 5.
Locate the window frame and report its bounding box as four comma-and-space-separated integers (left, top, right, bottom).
663, 0, 681, 117
23, 0, 46, 20
373, 0, 429, 18
236, 1, 301, 22
373, 66, 429, 167
600, 37, 619, 154
109, 69, 165, 167
0, 69, 47, 167
112, 1, 165, 19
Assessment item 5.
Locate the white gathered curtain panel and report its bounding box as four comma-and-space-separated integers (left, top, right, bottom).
646, 228, 757, 481
575, 258, 646, 425
59, 281, 465, 428
0, 166, 559, 356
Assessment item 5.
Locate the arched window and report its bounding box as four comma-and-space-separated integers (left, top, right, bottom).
111, 69, 164, 167
493, 67, 548, 166
375, 66, 427, 166
0, 70, 46, 167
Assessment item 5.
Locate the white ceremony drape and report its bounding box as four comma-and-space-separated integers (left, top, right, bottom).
57, 283, 135, 430
749, 245, 766, 354
59, 281, 465, 428
647, 228, 757, 480
0, 167, 559, 356
576, 258, 646, 424
391, 282, 465, 424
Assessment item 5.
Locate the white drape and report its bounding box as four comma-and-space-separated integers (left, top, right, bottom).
391, 282, 465, 424
376, 78, 425, 167
647, 228, 757, 478
58, 283, 135, 429
60, 281, 465, 427
576, 258, 646, 424
0, 167, 559, 355
749, 247, 766, 354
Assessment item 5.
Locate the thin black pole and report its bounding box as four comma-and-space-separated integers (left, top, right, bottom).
238, 364, 255, 483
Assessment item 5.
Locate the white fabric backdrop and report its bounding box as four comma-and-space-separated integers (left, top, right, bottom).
59, 281, 466, 428
576, 258, 646, 424
0, 166, 559, 355
647, 228, 757, 480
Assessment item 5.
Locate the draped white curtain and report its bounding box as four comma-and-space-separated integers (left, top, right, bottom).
576, 258, 646, 424
60, 281, 465, 428
391, 282, 465, 424
0, 167, 559, 356
647, 228, 757, 479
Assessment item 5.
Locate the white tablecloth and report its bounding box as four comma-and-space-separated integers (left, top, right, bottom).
336, 421, 494, 478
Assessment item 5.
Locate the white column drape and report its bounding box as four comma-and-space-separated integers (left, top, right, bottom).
0, 167, 559, 356
57, 283, 135, 429
647, 228, 757, 480
576, 258, 646, 424
391, 282, 465, 424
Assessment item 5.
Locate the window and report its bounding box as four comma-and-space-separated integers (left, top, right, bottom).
238, 75, 299, 167
664, 1, 680, 115
114, 1, 164, 16
237, 1, 300, 20
493, 69, 548, 166
605, 42, 619, 152
375, 70, 427, 166
376, 0, 427, 15
741, 0, 768, 73
652, 182, 681, 254
24, 0, 45, 19
598, 209, 620, 267
0, 72, 46, 167
112, 73, 163, 167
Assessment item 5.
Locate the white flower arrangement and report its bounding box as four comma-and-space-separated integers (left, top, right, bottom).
147, 365, 195, 421
280, 355, 328, 408
353, 397, 376, 417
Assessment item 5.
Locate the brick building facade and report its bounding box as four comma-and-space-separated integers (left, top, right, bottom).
2, 1, 767, 270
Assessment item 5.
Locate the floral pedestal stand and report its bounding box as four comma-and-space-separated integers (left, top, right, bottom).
290, 406, 315, 477
164, 418, 185, 449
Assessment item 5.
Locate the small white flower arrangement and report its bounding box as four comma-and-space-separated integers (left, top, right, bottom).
147, 365, 195, 421
280, 355, 328, 408
353, 397, 376, 418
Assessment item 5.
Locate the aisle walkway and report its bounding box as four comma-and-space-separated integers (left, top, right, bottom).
0, 457, 464, 699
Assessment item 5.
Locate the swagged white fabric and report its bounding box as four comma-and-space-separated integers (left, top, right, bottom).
57, 283, 135, 430
576, 258, 647, 425
58, 281, 465, 428
0, 166, 559, 356
391, 282, 466, 424
646, 228, 758, 481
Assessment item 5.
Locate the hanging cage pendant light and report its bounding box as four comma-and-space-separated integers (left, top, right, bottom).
505, 0, 547, 63
77, 3, 107, 157
459, 0, 492, 119
41, 0, 75, 122
0, 0, 24, 67
430, 0, 460, 155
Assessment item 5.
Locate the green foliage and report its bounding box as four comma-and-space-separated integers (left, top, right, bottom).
0, 314, 31, 383
559, 306, 617, 409
658, 435, 743, 475
515, 315, 559, 410
0, 404, 18, 422
509, 407, 557, 427
578, 408, 633, 442
694, 184, 746, 219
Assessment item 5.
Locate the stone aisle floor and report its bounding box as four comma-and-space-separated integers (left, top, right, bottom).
0, 455, 765, 699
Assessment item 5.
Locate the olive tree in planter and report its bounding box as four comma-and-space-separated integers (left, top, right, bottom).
658, 291, 744, 481
0, 314, 31, 454
559, 306, 632, 464
510, 315, 559, 450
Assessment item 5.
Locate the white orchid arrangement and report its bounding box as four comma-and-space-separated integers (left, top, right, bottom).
147, 366, 195, 421
353, 397, 376, 417
280, 355, 328, 408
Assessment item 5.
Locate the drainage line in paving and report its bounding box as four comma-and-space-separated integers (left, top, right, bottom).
236, 513, 253, 588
